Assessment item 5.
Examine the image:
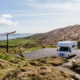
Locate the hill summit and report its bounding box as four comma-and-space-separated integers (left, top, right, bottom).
27, 25, 80, 46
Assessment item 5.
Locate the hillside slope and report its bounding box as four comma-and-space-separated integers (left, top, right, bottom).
0, 55, 75, 80
27, 25, 80, 46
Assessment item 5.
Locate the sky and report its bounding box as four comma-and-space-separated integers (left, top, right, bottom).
0, 0, 80, 33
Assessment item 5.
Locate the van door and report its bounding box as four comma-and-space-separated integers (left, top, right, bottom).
68, 47, 72, 56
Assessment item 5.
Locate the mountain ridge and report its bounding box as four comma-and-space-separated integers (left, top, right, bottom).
27, 25, 80, 46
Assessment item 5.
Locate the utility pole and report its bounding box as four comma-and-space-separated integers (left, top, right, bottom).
64, 35, 65, 41
7, 34, 8, 53
6, 31, 16, 53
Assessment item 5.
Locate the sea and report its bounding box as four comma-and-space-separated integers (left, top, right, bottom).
0, 33, 32, 41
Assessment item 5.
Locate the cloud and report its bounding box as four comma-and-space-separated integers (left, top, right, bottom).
0, 14, 18, 26
2, 14, 12, 18
24, 0, 80, 12
27, 2, 72, 10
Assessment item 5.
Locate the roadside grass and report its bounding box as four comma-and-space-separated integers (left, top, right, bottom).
0, 55, 75, 80
29, 56, 68, 67
45, 45, 57, 48
69, 62, 80, 74
3, 66, 74, 80
0, 53, 25, 62
0, 47, 26, 54
26, 46, 43, 52
0, 60, 16, 80
0, 53, 13, 61
0, 38, 37, 47
0, 53, 27, 80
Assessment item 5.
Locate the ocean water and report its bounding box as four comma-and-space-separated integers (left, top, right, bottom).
0, 33, 32, 41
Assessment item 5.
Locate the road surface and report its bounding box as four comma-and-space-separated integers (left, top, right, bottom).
22, 48, 57, 59
22, 48, 80, 59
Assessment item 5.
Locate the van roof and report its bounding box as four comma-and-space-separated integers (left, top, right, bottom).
57, 41, 77, 47
58, 41, 77, 44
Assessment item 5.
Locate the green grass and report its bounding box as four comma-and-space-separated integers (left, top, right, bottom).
0, 38, 39, 54
0, 53, 13, 61
0, 38, 56, 48
0, 38, 37, 47
0, 53, 26, 80
0, 47, 26, 54
27, 46, 57, 52
27, 46, 43, 52
9, 38, 36, 45
0, 38, 57, 54
0, 53, 25, 61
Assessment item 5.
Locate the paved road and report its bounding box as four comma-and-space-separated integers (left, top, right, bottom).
21, 48, 80, 59
23, 48, 58, 59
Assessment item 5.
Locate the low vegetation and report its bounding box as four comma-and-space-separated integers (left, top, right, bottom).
29, 56, 68, 67
0, 38, 39, 54
70, 62, 80, 74
0, 38, 57, 54
0, 38, 36, 47
0, 53, 26, 80
0, 54, 75, 80
0, 47, 26, 54
3, 66, 74, 80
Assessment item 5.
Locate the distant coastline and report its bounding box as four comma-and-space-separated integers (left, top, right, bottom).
0, 33, 32, 41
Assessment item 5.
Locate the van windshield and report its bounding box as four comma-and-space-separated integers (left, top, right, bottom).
59, 47, 71, 52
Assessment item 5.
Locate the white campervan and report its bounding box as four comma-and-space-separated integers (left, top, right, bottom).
57, 41, 77, 58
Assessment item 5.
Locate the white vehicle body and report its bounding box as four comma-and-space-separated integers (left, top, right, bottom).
57, 41, 77, 58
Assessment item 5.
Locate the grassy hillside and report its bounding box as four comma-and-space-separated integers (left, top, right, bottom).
0, 53, 25, 80
0, 53, 76, 80
0, 38, 40, 54
0, 38, 37, 47
0, 38, 56, 54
